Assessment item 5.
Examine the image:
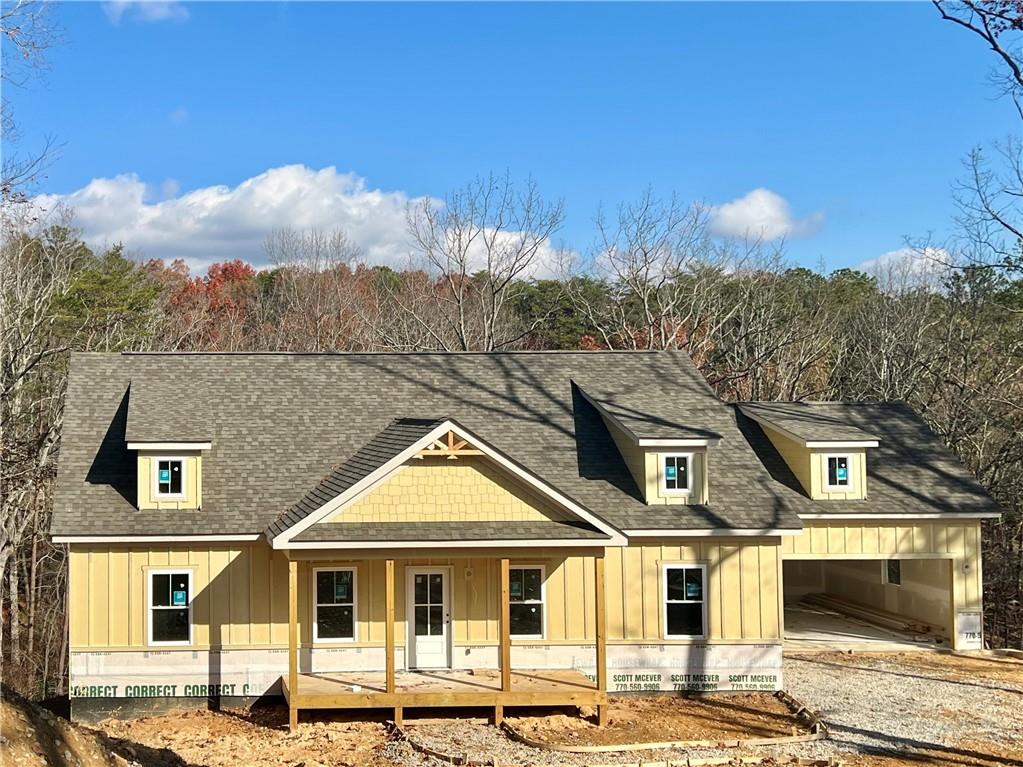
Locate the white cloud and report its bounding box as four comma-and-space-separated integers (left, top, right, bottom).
857, 246, 950, 281
32, 165, 421, 273
709, 188, 823, 241
103, 1, 189, 25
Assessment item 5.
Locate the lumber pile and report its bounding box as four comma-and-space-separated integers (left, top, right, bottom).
803, 593, 936, 635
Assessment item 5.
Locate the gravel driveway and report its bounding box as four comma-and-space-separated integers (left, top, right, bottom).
385, 652, 1023, 766
781, 652, 1023, 765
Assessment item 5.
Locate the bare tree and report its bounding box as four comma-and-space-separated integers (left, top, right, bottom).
1, 0, 62, 204
386, 174, 565, 351
933, 0, 1023, 118
260, 228, 372, 351
0, 208, 83, 668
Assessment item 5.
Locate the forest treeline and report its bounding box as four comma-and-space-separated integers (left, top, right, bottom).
2, 182, 1021, 698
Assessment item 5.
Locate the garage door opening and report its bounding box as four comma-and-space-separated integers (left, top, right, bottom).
783, 558, 953, 650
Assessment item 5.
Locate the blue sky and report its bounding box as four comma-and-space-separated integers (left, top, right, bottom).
12, 1, 1018, 273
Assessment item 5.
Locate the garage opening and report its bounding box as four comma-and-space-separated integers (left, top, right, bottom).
783, 558, 953, 650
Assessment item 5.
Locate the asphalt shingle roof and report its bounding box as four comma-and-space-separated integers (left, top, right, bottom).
738, 402, 879, 443
577, 385, 722, 441
52, 352, 997, 540
736, 402, 999, 516
292, 520, 609, 543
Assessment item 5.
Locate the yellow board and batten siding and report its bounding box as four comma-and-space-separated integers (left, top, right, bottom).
602, 418, 709, 505
136, 452, 203, 511
67, 537, 785, 652
760, 425, 867, 501
781, 519, 983, 615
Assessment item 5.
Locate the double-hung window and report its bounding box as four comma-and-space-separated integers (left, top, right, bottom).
154, 458, 184, 498
314, 568, 356, 642
149, 569, 192, 645
825, 455, 852, 490
662, 454, 692, 494
509, 566, 545, 638
662, 564, 706, 639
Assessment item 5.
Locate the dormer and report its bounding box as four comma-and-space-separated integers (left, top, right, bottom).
577, 384, 721, 505
738, 402, 879, 500
127, 441, 210, 510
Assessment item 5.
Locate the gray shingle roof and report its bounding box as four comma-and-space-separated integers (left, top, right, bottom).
736, 402, 1000, 516
577, 385, 722, 441
292, 520, 609, 543
266, 418, 444, 538
52, 352, 996, 541
738, 402, 879, 443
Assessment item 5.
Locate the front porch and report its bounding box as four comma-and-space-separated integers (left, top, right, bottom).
283, 556, 609, 729
282, 668, 603, 725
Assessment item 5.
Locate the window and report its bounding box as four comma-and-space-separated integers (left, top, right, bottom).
825, 455, 852, 490
662, 564, 706, 639
662, 454, 692, 494
148, 569, 192, 645
155, 458, 184, 497
883, 559, 902, 586
314, 568, 356, 641
509, 566, 545, 638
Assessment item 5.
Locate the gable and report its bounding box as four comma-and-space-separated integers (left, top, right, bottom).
325, 456, 574, 525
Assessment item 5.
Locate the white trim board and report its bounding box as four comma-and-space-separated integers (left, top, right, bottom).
128, 442, 212, 451
269, 419, 627, 548
281, 538, 614, 550
796, 513, 1000, 520
624, 528, 801, 537
53, 534, 262, 544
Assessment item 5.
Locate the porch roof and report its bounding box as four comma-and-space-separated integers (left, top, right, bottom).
291, 520, 610, 543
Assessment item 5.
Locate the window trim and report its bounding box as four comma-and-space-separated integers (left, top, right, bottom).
508, 564, 547, 640
823, 453, 854, 492
882, 559, 902, 586
660, 453, 694, 496
661, 562, 708, 640
147, 567, 194, 647
312, 566, 358, 644
152, 456, 187, 500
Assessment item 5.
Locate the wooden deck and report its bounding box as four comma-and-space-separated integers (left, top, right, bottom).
282, 668, 604, 722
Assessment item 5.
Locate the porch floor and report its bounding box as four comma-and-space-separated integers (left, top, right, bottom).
284, 668, 603, 711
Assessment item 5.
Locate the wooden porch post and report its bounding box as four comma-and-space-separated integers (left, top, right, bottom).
497, 557, 511, 725
385, 558, 399, 724
595, 552, 608, 726
288, 558, 299, 731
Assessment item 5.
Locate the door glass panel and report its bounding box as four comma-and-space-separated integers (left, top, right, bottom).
414, 605, 429, 636
429, 574, 442, 603
429, 605, 443, 635
414, 574, 427, 603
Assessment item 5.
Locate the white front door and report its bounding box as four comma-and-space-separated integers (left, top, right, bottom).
406, 568, 451, 669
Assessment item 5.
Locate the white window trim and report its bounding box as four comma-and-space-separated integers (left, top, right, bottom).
823, 453, 854, 492
312, 566, 358, 643
509, 564, 547, 640
660, 453, 693, 496
147, 567, 194, 647
882, 559, 902, 586
661, 562, 707, 640
152, 456, 187, 500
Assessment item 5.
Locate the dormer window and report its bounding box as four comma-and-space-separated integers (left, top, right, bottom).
825, 455, 851, 490
662, 454, 692, 495
155, 458, 184, 497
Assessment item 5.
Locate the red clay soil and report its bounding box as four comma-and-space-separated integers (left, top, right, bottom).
507, 692, 807, 747
91, 706, 396, 767
1, 685, 117, 767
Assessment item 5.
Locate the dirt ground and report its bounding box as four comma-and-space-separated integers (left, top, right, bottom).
507, 692, 805, 747
3, 651, 1022, 767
